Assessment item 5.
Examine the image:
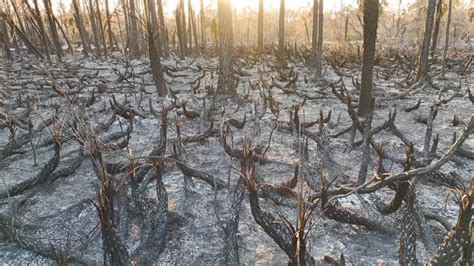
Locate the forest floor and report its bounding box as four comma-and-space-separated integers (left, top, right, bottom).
0, 49, 473, 265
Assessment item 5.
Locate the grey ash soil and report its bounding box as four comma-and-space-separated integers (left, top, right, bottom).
0, 52, 472, 265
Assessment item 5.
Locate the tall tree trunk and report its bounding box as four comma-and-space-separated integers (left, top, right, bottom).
128, 0, 140, 57
176, 7, 185, 58
311, 0, 319, 66
415, 0, 437, 83
157, 0, 169, 56
72, 0, 91, 57
358, 0, 379, 117
95, 0, 107, 56
315, 0, 324, 76
147, 0, 161, 55
147, 23, 166, 96
120, 0, 130, 51
217, 0, 234, 94
43, 0, 62, 60
105, 0, 114, 49
357, 0, 379, 185
440, 0, 452, 78
200, 0, 206, 50
430, 0, 443, 55
187, 0, 193, 53
33, 0, 51, 62
258, 0, 264, 52
190, 1, 199, 53
278, 0, 285, 62
179, 0, 188, 55
88, 0, 102, 57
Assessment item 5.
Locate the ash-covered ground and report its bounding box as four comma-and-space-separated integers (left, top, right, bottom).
0, 50, 472, 265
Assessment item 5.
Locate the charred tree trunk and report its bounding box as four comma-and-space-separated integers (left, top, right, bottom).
311, 0, 319, 66
129, 0, 140, 57
277, 0, 285, 63
176, 7, 185, 58
189, 1, 199, 54
217, 0, 234, 94
105, 0, 114, 49
357, 0, 379, 184
72, 0, 91, 57
33, 0, 51, 62
157, 0, 169, 56
415, 0, 437, 83
315, 0, 324, 76
358, 0, 379, 118
430, 0, 443, 55
258, 0, 264, 52
43, 0, 62, 60
440, 0, 452, 78
179, 0, 188, 55
95, 0, 107, 56
147, 0, 161, 55
148, 24, 167, 97
200, 0, 206, 50
88, 0, 102, 57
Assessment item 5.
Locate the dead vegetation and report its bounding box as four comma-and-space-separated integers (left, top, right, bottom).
0, 0, 473, 265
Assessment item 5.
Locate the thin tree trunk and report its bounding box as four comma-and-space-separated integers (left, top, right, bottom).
278, 0, 285, 62
88, 0, 102, 57
43, 0, 62, 60
105, 0, 114, 49
200, 0, 206, 50
311, 0, 319, 66
33, 0, 51, 62
121, 0, 131, 52
217, 0, 234, 94
72, 0, 91, 57
10, 0, 26, 35
187, 0, 193, 53
176, 7, 185, 58
415, 0, 437, 83
258, 0, 264, 52
147, 23, 166, 96
344, 15, 349, 41
315, 0, 324, 76
157, 0, 169, 56
190, 1, 199, 53
180, 0, 188, 55
147, 0, 161, 55
95, 0, 107, 56
129, 0, 140, 57
440, 0, 452, 78
430, 0, 443, 55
